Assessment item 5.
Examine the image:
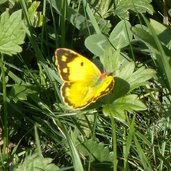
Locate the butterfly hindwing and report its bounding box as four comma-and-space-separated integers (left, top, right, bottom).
61, 76, 114, 110
61, 81, 94, 109
93, 76, 114, 102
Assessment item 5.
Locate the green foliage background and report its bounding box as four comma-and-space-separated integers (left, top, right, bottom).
0, 0, 171, 170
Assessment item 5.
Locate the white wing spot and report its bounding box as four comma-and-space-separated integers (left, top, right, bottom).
61, 55, 67, 62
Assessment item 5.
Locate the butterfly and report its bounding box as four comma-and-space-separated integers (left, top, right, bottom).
55, 48, 114, 110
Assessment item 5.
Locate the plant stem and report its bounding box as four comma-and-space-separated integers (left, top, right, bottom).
0, 55, 8, 153
111, 115, 117, 171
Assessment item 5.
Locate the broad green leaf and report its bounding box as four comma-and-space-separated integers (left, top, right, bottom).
126, 67, 156, 91
14, 153, 59, 171
109, 20, 132, 49
114, 0, 154, 19
110, 77, 130, 100
103, 94, 147, 122
9, 84, 38, 102
77, 139, 113, 162
133, 23, 171, 57
85, 33, 109, 56
0, 10, 26, 55
111, 61, 155, 100
100, 47, 121, 74
0, 0, 7, 5
118, 61, 156, 91
150, 19, 167, 35
119, 61, 135, 79
169, 9, 171, 17
117, 95, 147, 112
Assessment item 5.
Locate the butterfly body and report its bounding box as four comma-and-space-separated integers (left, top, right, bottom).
55, 48, 114, 110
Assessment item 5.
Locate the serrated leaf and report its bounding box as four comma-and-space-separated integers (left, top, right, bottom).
77, 139, 113, 162
115, 0, 153, 19
14, 153, 59, 171
126, 67, 156, 91
103, 94, 147, 121
111, 61, 155, 100
0, 10, 26, 55
119, 62, 135, 79
118, 62, 156, 91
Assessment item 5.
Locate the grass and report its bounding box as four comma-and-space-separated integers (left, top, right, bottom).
0, 0, 171, 171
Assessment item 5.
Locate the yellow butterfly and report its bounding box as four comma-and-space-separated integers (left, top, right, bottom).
55, 48, 114, 110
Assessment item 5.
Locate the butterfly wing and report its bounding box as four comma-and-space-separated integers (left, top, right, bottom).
92, 75, 114, 102
61, 81, 94, 109
55, 48, 114, 110
61, 75, 114, 110
55, 48, 101, 81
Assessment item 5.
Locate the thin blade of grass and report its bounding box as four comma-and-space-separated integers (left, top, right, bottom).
134, 136, 153, 171
82, 0, 101, 34
123, 115, 135, 171
142, 15, 171, 90
63, 126, 84, 171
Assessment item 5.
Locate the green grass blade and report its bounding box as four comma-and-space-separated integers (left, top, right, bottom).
142, 15, 171, 90
63, 126, 84, 171
134, 136, 153, 171
82, 0, 101, 34
110, 116, 117, 171
123, 115, 135, 171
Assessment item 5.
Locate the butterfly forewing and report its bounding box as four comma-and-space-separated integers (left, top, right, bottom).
55, 48, 101, 81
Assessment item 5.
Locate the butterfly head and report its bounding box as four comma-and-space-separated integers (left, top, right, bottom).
100, 72, 107, 78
